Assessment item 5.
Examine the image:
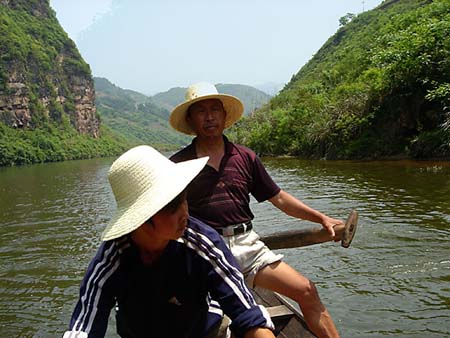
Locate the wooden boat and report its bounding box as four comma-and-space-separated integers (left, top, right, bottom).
253, 287, 315, 338
252, 210, 358, 337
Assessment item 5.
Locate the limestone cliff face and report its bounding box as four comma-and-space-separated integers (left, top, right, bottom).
70, 76, 99, 137
0, 0, 100, 137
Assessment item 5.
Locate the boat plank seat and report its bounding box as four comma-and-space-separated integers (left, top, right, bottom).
253, 287, 316, 338
265, 304, 296, 336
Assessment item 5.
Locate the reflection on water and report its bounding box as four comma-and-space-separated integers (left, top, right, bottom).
0, 158, 449, 337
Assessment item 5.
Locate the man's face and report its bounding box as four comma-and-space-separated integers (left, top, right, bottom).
186, 98, 226, 137
150, 196, 189, 241
131, 192, 189, 249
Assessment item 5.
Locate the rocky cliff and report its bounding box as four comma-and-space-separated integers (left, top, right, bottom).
0, 0, 99, 137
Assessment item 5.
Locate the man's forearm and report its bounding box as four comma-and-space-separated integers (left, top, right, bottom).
269, 190, 326, 222
269, 190, 343, 236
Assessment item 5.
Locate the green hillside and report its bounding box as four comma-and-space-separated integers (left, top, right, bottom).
94, 78, 191, 150
216, 84, 272, 115
0, 1, 128, 166
153, 84, 271, 116
151, 87, 186, 112
232, 0, 450, 159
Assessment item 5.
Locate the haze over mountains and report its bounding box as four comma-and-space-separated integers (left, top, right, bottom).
1, 0, 448, 166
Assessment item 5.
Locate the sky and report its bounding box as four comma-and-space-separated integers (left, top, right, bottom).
49, 0, 383, 95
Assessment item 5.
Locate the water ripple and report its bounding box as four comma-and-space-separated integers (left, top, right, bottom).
1, 158, 449, 337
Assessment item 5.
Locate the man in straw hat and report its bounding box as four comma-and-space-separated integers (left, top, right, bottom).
170, 82, 343, 338
63, 145, 275, 338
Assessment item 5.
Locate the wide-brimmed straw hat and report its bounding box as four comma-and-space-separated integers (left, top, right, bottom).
101, 145, 208, 241
170, 82, 244, 135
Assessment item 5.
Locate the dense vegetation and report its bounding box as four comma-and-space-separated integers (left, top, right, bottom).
0, 121, 128, 166
0, 2, 91, 126
3, 0, 448, 166
94, 77, 191, 150
230, 0, 450, 159
0, 1, 130, 166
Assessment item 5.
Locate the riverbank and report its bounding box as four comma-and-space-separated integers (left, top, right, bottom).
0, 122, 181, 167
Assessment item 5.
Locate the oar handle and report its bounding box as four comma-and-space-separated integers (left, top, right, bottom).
261, 210, 358, 250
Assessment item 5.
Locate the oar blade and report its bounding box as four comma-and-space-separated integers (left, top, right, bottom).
341, 210, 358, 248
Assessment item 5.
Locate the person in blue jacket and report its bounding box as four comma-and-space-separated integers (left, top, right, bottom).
63, 145, 275, 338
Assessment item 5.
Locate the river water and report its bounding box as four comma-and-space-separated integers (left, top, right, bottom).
0, 156, 449, 337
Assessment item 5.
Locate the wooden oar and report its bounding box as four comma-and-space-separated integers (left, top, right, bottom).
260, 210, 358, 250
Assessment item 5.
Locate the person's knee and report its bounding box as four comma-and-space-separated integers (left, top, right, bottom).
297, 278, 320, 302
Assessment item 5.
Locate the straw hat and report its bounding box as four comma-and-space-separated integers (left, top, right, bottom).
101, 145, 208, 241
169, 82, 244, 135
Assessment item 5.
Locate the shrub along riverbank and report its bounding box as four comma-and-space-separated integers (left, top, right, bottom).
0, 122, 130, 166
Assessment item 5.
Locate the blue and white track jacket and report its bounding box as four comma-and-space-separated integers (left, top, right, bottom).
63, 216, 273, 338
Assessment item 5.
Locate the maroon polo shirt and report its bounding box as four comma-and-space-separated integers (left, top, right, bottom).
170, 137, 280, 229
